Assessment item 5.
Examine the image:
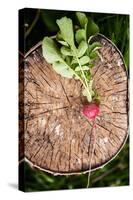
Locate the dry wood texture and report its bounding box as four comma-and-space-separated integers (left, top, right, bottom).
19, 34, 128, 175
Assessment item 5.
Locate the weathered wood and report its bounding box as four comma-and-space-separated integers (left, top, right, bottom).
19, 34, 128, 175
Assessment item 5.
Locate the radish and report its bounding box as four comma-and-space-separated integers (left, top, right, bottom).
82, 102, 100, 187
82, 103, 100, 121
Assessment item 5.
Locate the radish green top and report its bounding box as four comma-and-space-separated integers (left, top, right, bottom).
42, 12, 101, 102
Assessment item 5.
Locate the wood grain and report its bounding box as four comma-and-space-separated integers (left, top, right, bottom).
19, 34, 128, 175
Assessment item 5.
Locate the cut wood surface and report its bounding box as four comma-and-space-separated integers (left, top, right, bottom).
19, 34, 128, 175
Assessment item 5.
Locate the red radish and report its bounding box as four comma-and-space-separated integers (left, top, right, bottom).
82, 103, 100, 187
82, 103, 100, 121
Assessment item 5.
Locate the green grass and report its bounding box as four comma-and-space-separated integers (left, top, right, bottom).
20, 8, 129, 191
96, 14, 129, 68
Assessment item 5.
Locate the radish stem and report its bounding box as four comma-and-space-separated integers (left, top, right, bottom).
62, 59, 92, 102
72, 48, 92, 102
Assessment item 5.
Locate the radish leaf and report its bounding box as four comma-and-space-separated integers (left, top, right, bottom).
42, 37, 63, 63
75, 66, 89, 71
77, 41, 88, 57
76, 12, 88, 29
60, 46, 72, 56
53, 62, 74, 78
42, 12, 102, 103
56, 17, 75, 47
75, 29, 86, 44
79, 56, 90, 65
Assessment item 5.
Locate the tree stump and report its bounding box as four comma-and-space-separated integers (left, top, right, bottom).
19, 34, 128, 175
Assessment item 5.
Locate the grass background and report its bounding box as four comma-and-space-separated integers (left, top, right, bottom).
19, 8, 129, 192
